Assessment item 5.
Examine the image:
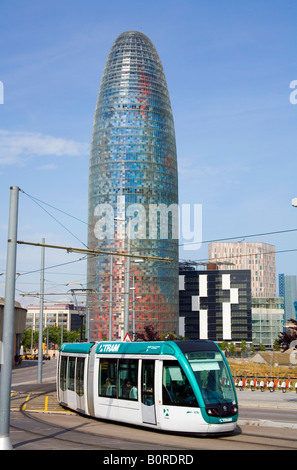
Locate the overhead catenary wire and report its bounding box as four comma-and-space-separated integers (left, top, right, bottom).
181, 247, 297, 265
179, 227, 297, 247
19, 188, 297, 249
16, 240, 172, 263
3, 188, 296, 300
19, 189, 89, 226
19, 188, 89, 249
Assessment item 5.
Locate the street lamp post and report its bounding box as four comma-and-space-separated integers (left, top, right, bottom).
130, 259, 143, 340
109, 255, 113, 340
123, 224, 131, 337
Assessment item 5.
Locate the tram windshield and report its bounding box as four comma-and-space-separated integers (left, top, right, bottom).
185, 350, 236, 405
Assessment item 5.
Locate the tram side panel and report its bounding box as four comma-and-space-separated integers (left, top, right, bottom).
91, 354, 211, 433
93, 354, 143, 426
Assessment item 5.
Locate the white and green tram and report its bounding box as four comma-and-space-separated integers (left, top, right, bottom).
57, 340, 238, 435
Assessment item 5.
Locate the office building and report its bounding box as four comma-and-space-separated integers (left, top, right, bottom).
179, 265, 252, 343
279, 274, 297, 322
208, 242, 276, 297
251, 297, 284, 349
26, 303, 84, 332
87, 31, 179, 340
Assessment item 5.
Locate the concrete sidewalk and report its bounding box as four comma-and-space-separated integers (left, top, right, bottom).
236, 388, 297, 410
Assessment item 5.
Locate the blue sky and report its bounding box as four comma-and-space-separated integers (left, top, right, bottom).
0, 0, 296, 306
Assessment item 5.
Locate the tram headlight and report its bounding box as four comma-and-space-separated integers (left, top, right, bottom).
206, 404, 238, 417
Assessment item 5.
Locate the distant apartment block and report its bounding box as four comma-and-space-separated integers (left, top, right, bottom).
208, 242, 276, 298
279, 274, 297, 322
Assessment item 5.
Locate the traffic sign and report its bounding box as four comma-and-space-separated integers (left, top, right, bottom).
123, 333, 132, 342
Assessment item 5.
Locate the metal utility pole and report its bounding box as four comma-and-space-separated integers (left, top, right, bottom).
37, 238, 45, 383
109, 254, 113, 340
0, 186, 19, 450
123, 225, 131, 337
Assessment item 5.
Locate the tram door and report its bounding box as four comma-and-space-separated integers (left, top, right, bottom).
75, 357, 85, 413
141, 360, 156, 425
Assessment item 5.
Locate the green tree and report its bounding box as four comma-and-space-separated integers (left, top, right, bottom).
220, 341, 227, 351
228, 342, 236, 357
274, 338, 280, 351
20, 328, 39, 351
240, 340, 247, 357
21, 326, 81, 351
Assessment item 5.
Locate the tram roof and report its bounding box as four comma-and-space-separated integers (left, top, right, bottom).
59, 340, 218, 356
59, 342, 95, 354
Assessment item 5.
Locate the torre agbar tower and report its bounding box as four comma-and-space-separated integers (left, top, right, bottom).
87, 31, 179, 340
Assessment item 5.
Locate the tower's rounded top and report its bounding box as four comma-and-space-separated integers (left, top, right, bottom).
111, 30, 157, 53
115, 30, 151, 40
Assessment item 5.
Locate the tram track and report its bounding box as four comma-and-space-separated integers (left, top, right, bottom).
10, 392, 180, 450
9, 392, 297, 450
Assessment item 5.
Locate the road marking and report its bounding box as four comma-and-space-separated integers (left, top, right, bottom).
22, 394, 31, 410
10, 392, 76, 414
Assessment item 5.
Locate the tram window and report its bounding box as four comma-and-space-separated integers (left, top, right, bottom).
118, 359, 138, 400
162, 361, 198, 407
185, 351, 236, 405
142, 360, 154, 406
60, 356, 67, 391
68, 357, 76, 391
99, 359, 117, 397
76, 357, 85, 397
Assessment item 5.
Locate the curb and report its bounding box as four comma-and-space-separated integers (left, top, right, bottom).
238, 419, 297, 430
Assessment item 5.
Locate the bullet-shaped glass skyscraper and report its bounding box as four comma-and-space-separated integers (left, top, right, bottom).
87, 31, 178, 340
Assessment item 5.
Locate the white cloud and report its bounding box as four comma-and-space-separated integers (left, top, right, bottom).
0, 129, 90, 166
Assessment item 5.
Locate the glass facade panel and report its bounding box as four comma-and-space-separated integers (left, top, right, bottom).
87, 31, 178, 340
